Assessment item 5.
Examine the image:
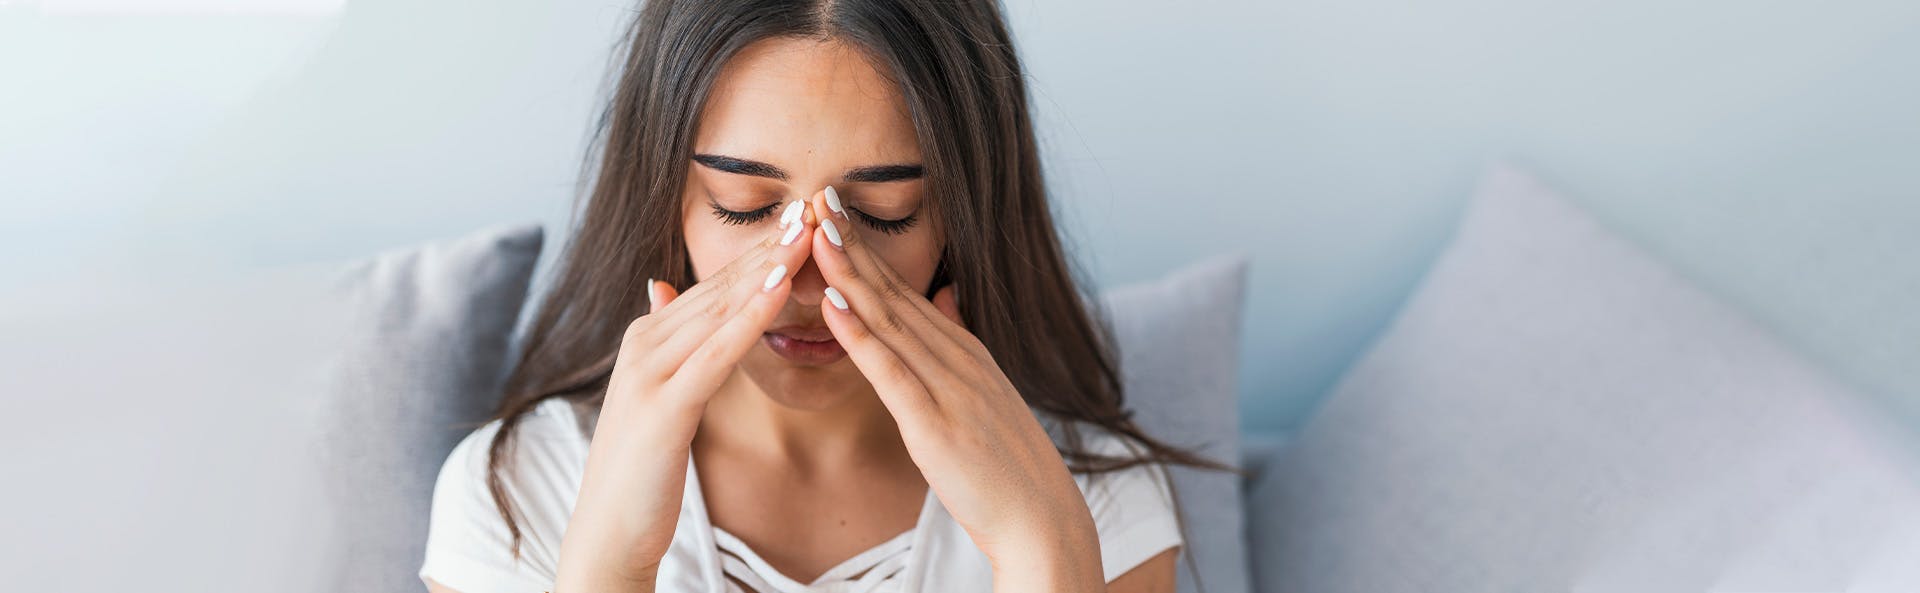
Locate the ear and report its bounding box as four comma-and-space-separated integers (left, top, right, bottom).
931, 284, 963, 326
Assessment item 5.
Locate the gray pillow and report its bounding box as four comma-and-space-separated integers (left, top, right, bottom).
1101, 254, 1253, 593
1248, 164, 1920, 592
318, 223, 544, 593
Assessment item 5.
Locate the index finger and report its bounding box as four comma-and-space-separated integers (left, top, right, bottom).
809, 187, 982, 355
648, 201, 809, 325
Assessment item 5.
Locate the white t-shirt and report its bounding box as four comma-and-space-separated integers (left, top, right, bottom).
420, 397, 1184, 593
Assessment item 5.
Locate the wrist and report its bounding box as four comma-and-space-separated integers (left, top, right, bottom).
986, 517, 1104, 592
554, 558, 658, 593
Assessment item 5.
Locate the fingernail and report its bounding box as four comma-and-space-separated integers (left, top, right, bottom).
780, 219, 804, 245
763, 264, 788, 292
824, 186, 847, 220
824, 287, 849, 311
821, 218, 843, 248
646, 277, 657, 303
780, 200, 805, 228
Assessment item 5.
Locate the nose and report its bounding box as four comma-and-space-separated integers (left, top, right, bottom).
788, 195, 826, 307
791, 254, 826, 307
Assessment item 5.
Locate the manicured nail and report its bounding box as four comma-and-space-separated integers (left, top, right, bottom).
824, 186, 847, 220
646, 277, 657, 303
763, 264, 788, 292
824, 287, 849, 311
780, 219, 804, 245
780, 200, 805, 228
821, 218, 843, 248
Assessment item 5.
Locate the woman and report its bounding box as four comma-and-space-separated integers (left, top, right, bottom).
420, 1, 1232, 591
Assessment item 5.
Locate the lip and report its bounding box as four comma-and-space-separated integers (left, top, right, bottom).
762, 326, 844, 365
766, 325, 834, 341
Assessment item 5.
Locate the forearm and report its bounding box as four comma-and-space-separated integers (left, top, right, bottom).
553, 559, 658, 593
988, 523, 1106, 593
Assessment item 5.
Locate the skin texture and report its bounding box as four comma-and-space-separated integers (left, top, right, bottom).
683, 38, 941, 583
430, 36, 1177, 593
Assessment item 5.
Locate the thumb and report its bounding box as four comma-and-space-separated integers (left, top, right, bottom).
646, 278, 680, 314
931, 284, 963, 327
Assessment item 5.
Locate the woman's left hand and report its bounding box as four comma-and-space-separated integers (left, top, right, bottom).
804, 188, 1105, 592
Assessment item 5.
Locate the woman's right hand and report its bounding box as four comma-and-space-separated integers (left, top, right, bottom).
554, 206, 814, 592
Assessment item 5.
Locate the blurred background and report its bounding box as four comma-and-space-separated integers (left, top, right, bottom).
3, 0, 1918, 590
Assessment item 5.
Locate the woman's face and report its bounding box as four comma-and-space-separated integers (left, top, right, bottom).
682, 36, 942, 411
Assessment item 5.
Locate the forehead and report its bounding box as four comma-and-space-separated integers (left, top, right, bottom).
693, 37, 920, 167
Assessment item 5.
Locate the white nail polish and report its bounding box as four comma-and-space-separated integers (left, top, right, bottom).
821, 218, 843, 247
825, 287, 849, 310
780, 200, 805, 227
763, 264, 788, 291
780, 219, 804, 245
824, 186, 846, 219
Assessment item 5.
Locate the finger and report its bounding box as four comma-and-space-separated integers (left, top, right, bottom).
646, 278, 680, 314
636, 214, 813, 381
637, 205, 812, 337
659, 261, 796, 406
931, 284, 962, 326
810, 188, 977, 355
810, 186, 908, 287
655, 237, 771, 318
814, 187, 979, 350
820, 286, 941, 428
810, 230, 964, 387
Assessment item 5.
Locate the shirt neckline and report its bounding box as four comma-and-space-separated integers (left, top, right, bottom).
687, 452, 939, 590
548, 397, 947, 592
710, 523, 914, 589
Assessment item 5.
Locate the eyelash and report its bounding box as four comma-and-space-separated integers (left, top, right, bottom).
850, 209, 918, 235
708, 201, 777, 226
707, 199, 919, 235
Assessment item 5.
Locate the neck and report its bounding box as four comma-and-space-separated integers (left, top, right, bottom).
695, 368, 906, 474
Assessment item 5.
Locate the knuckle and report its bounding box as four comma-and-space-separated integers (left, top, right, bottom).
875, 310, 910, 336
840, 315, 873, 341
681, 347, 714, 372
875, 277, 906, 302
623, 316, 655, 342
698, 294, 730, 321
882, 360, 918, 390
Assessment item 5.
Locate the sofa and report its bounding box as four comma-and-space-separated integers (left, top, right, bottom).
316, 163, 1920, 592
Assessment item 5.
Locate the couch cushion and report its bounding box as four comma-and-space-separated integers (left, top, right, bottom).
317, 223, 543, 593
1247, 164, 1920, 592
1101, 253, 1253, 593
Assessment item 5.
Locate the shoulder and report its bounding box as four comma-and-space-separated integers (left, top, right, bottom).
1061, 423, 1186, 583
420, 398, 589, 593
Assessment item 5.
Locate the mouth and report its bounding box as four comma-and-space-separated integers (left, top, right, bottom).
762, 325, 846, 365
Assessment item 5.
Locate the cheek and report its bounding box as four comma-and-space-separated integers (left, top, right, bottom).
682, 216, 764, 281
867, 233, 943, 290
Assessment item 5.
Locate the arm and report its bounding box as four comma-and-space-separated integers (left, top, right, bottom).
988, 522, 1108, 592
1105, 547, 1179, 593
554, 218, 815, 593
805, 189, 1109, 593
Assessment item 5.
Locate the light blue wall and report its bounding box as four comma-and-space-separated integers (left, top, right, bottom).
3, 0, 1916, 434
1002, 0, 1920, 432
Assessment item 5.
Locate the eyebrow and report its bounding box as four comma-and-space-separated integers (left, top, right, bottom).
692, 153, 924, 183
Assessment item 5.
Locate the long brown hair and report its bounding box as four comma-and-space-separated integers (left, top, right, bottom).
485, 0, 1240, 580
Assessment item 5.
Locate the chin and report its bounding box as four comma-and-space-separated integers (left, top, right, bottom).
740, 346, 866, 411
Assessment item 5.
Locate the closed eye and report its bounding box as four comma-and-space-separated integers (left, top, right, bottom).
709, 200, 778, 226
851, 208, 918, 235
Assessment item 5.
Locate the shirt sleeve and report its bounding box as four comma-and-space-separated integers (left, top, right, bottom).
418, 421, 558, 593
1078, 431, 1186, 583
